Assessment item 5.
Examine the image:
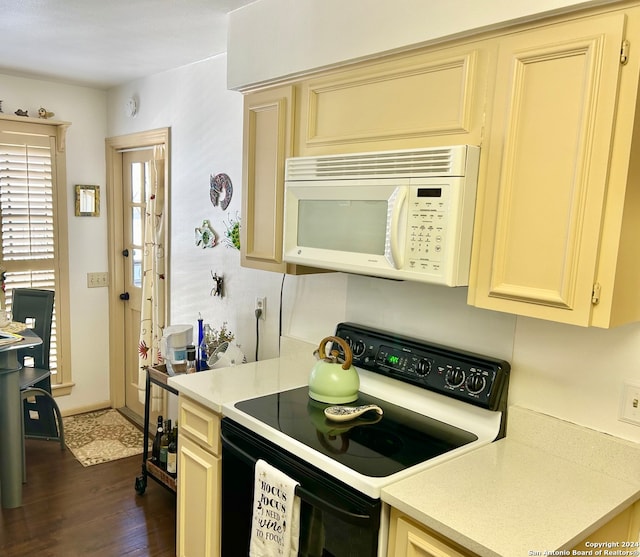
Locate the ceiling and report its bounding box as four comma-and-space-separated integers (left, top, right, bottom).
1, 0, 257, 89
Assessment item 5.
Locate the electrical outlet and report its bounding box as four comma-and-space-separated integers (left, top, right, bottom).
255, 296, 266, 319
619, 381, 640, 426
87, 272, 109, 288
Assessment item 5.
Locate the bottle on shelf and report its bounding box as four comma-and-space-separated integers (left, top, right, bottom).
186, 344, 197, 373
166, 423, 178, 477
151, 415, 163, 463
159, 419, 171, 470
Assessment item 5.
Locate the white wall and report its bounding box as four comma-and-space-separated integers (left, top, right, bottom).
227, 0, 619, 89
0, 74, 111, 413
106, 56, 350, 365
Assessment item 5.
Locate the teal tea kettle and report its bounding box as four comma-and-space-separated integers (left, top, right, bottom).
308, 336, 360, 404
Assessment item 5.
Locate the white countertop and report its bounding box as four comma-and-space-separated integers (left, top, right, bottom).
168, 345, 640, 557
167, 336, 316, 413
381, 406, 640, 557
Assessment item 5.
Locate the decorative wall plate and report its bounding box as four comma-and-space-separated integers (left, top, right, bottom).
195, 219, 218, 248
210, 173, 233, 210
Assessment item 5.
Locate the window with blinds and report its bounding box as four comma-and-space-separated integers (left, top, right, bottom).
0, 122, 68, 382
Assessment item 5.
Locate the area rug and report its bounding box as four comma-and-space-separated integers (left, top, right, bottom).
63, 408, 150, 467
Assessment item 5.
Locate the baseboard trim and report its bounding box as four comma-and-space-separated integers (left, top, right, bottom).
60, 401, 111, 418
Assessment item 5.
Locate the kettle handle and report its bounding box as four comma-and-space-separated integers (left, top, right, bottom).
316, 336, 353, 370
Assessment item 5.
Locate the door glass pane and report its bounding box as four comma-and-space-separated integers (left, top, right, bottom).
132, 248, 142, 288
298, 200, 387, 254
131, 207, 143, 246
131, 162, 143, 203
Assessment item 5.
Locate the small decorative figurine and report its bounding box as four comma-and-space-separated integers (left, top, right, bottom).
38, 107, 55, 119
210, 271, 224, 298
210, 173, 233, 210
14, 109, 28, 117
195, 219, 218, 248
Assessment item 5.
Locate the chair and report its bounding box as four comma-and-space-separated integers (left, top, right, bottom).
12, 288, 65, 482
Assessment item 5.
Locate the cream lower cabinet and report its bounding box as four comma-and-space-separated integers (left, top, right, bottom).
469, 8, 640, 327
176, 396, 221, 557
571, 501, 640, 553
389, 503, 640, 557
388, 509, 476, 557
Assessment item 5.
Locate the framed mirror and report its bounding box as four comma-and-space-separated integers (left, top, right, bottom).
75, 185, 100, 217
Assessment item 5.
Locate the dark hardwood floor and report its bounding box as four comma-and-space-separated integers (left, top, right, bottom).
0, 438, 176, 556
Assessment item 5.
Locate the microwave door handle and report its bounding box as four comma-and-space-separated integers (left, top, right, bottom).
390, 187, 407, 269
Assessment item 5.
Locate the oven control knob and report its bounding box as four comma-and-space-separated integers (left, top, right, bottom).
415, 358, 431, 376
466, 374, 486, 394
352, 340, 366, 358
445, 368, 465, 388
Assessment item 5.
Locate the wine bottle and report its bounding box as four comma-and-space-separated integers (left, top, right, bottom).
197, 317, 208, 371
151, 415, 163, 463
167, 424, 177, 476
159, 419, 171, 470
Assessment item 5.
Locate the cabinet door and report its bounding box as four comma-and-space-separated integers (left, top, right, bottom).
177, 434, 221, 557
241, 85, 293, 272
469, 14, 625, 325
389, 511, 475, 557
299, 42, 490, 156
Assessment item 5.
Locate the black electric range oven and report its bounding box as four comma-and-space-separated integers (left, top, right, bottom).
221, 322, 510, 557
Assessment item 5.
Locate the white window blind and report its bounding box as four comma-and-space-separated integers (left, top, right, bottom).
0, 132, 58, 374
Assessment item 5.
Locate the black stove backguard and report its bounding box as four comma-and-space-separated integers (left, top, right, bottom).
334, 322, 511, 437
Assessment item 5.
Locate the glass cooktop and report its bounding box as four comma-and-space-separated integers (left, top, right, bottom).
234, 386, 478, 477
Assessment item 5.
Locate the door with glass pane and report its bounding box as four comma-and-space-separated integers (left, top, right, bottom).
122, 148, 156, 419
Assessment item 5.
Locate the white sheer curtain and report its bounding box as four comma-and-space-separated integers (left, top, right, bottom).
137, 146, 166, 411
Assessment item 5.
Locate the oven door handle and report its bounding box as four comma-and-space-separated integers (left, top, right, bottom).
221, 431, 374, 525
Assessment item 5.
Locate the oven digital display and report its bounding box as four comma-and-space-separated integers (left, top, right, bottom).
378, 345, 407, 371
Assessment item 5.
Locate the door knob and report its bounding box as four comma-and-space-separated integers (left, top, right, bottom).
119, 292, 130, 300
122, 249, 129, 257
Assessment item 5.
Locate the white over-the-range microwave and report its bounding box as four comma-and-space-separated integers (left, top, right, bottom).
283, 145, 480, 286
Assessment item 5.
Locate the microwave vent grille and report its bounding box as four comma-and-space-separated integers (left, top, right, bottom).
286, 146, 474, 181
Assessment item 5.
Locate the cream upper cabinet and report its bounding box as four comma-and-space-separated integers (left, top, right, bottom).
298, 41, 492, 156
468, 9, 640, 327
240, 85, 327, 276
241, 85, 293, 272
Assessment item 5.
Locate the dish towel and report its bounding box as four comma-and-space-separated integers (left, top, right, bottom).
250, 459, 301, 557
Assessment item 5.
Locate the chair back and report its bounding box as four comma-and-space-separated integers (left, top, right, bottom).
11, 288, 55, 369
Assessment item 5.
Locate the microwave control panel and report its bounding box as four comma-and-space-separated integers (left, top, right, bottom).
335, 322, 510, 411
406, 185, 450, 276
